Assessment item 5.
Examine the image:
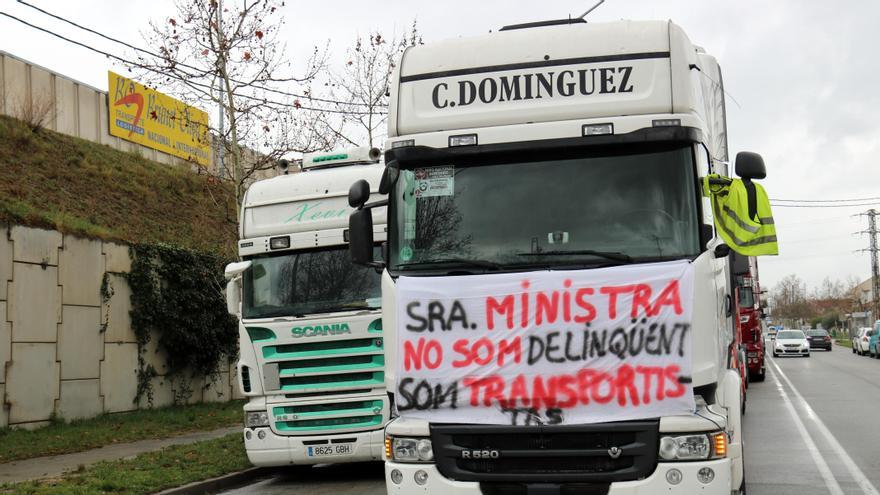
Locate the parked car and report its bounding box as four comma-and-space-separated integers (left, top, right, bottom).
870, 321, 880, 358
805, 329, 832, 351
772, 330, 810, 358
853, 327, 872, 355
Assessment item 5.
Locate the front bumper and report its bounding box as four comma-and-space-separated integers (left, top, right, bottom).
243, 427, 385, 466
775, 347, 809, 355
385, 458, 731, 494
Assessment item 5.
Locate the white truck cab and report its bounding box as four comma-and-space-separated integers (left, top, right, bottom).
348, 19, 766, 495
225, 147, 389, 466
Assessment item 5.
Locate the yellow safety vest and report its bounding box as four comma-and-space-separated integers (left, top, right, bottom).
703, 174, 778, 256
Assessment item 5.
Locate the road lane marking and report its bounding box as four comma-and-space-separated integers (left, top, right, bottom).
766, 361, 844, 495
769, 358, 880, 495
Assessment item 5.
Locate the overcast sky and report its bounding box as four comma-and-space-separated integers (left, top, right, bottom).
1, 0, 878, 293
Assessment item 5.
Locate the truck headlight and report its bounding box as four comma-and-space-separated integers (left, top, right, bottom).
245, 411, 269, 428
659, 432, 726, 460
386, 436, 433, 463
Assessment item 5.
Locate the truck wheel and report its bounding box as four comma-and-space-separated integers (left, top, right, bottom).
852, 346, 856, 353
736, 459, 747, 495
751, 368, 765, 382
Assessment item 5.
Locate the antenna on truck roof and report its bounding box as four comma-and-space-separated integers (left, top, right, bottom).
577, 0, 605, 20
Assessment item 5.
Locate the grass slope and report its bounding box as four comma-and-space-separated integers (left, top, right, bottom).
1, 434, 250, 494
0, 115, 235, 256
0, 401, 245, 463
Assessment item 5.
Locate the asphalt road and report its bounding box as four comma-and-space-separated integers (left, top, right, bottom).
221, 341, 880, 494
744, 340, 880, 495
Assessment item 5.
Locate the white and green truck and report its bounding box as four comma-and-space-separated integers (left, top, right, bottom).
348, 18, 774, 495
225, 147, 389, 467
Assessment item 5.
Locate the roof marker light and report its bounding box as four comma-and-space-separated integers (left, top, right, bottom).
312, 153, 349, 162
582, 123, 614, 136
652, 118, 681, 127
449, 134, 477, 147
269, 236, 290, 250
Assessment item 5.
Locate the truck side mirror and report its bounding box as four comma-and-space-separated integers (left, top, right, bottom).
735, 152, 766, 180
223, 261, 251, 316
226, 278, 241, 316
349, 179, 371, 208
378, 161, 400, 195
713, 243, 731, 258
349, 208, 376, 265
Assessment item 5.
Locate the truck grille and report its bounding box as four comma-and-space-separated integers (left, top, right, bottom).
430, 421, 659, 483
261, 337, 385, 395
273, 399, 385, 432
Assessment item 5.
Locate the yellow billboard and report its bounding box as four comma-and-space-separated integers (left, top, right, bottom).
108, 71, 211, 167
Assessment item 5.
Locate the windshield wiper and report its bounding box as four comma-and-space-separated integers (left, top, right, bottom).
397, 258, 503, 270
516, 250, 633, 263
311, 303, 378, 314
249, 309, 306, 319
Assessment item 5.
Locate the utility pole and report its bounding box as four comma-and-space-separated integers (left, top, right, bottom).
216, 0, 225, 179
856, 209, 880, 319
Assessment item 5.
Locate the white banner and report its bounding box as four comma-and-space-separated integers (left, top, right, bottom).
395, 261, 695, 425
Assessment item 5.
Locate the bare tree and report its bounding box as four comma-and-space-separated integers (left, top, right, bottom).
12, 91, 56, 132
812, 276, 846, 300
771, 274, 813, 323
134, 0, 335, 215
319, 21, 422, 148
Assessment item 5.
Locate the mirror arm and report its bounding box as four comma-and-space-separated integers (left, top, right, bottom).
362, 198, 389, 210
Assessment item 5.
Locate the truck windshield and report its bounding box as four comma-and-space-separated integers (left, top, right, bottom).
389, 144, 700, 272
738, 286, 755, 308
242, 245, 381, 319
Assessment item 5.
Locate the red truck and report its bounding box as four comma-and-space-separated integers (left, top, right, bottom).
733, 254, 765, 382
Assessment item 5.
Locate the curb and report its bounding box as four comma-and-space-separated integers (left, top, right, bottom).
154, 467, 273, 495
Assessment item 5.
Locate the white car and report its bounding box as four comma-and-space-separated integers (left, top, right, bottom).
772, 329, 810, 358
853, 327, 872, 355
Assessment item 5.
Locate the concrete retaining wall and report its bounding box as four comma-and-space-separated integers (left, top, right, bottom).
0, 225, 241, 429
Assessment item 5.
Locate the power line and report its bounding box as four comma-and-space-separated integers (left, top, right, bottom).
0, 11, 383, 116
15, 0, 384, 109
770, 202, 880, 208
771, 196, 880, 203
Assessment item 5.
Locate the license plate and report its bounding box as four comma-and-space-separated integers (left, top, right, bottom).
307, 444, 354, 457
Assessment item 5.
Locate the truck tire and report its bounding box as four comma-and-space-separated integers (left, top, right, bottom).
751, 367, 765, 382
852, 345, 856, 353
736, 463, 747, 495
